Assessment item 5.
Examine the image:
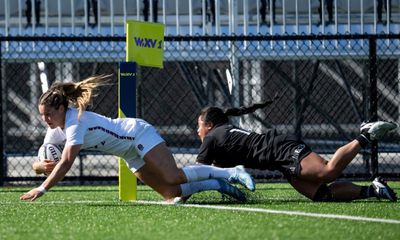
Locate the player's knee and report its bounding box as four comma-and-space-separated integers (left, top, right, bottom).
318, 167, 338, 183
311, 184, 334, 202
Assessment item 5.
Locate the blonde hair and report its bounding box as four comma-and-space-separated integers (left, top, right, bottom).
39, 74, 112, 119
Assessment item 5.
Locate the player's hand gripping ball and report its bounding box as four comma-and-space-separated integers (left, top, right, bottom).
37, 143, 63, 175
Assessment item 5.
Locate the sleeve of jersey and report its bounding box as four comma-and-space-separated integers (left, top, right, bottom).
43, 127, 66, 145
65, 123, 86, 146
196, 136, 215, 165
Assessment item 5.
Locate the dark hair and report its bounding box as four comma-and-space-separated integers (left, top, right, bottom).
199, 95, 279, 125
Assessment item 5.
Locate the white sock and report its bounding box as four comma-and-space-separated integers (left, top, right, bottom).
180, 179, 223, 197
182, 165, 235, 182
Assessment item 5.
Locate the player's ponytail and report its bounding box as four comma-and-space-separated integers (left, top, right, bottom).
200, 94, 278, 125
39, 74, 112, 119
224, 94, 279, 117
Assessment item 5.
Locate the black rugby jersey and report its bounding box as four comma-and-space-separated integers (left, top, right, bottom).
197, 124, 277, 169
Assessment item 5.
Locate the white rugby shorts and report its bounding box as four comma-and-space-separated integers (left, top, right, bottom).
124, 123, 164, 172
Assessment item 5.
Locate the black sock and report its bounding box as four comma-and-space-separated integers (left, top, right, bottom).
356, 135, 370, 148
360, 185, 375, 198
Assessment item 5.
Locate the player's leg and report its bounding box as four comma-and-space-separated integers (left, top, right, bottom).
290, 176, 397, 202
142, 142, 254, 190
298, 141, 361, 183
135, 166, 246, 202
330, 178, 397, 202
288, 177, 323, 200
292, 150, 397, 201
182, 164, 255, 191
288, 146, 374, 201
299, 120, 398, 182
134, 162, 182, 200
141, 142, 187, 186
138, 143, 248, 201
327, 181, 364, 201
180, 179, 246, 202
290, 178, 362, 202
136, 120, 254, 190
280, 121, 398, 201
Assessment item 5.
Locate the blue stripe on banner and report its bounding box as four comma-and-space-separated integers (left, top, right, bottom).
119, 62, 137, 118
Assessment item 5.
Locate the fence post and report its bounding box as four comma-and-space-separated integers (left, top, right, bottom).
0, 40, 3, 186
368, 36, 378, 177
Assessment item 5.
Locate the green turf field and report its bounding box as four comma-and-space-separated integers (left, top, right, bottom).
1, 182, 400, 240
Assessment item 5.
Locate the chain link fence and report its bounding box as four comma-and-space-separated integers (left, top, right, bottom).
1, 34, 399, 185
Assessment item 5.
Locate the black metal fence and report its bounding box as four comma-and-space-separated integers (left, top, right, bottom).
1, 34, 399, 185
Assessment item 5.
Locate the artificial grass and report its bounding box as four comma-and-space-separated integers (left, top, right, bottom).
1, 182, 399, 240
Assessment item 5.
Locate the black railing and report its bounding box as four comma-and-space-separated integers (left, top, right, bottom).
1, 34, 399, 186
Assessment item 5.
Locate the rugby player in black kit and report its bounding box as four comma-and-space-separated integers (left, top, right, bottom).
196, 101, 398, 202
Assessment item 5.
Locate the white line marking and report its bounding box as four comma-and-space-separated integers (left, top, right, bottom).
9, 199, 400, 224
136, 200, 400, 224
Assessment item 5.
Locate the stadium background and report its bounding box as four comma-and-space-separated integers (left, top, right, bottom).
0, 0, 399, 185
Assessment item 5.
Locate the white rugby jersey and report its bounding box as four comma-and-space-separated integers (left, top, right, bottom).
43, 108, 158, 161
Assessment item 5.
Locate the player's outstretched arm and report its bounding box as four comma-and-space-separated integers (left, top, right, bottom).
20, 144, 82, 201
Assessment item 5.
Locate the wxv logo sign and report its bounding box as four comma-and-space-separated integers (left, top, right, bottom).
133, 37, 163, 49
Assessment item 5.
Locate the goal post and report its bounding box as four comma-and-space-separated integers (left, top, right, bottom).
118, 20, 164, 201
118, 61, 137, 201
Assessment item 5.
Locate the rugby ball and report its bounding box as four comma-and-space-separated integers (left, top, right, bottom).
38, 143, 63, 163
